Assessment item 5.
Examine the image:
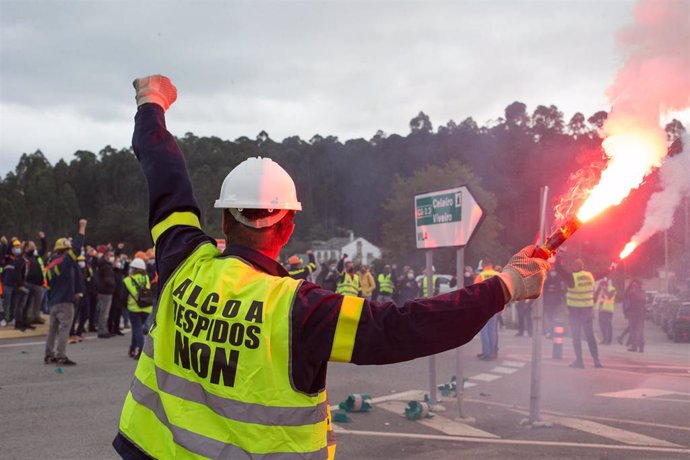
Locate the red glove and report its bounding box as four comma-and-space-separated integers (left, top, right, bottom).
132, 75, 177, 111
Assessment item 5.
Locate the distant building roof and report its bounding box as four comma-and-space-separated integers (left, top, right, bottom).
312, 237, 351, 250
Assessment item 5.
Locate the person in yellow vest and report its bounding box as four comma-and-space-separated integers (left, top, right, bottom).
287, 250, 317, 281
595, 278, 616, 345
563, 259, 603, 369
336, 254, 361, 297
124, 258, 153, 360
421, 266, 440, 297
376, 264, 395, 302
359, 266, 376, 301
113, 75, 550, 460
475, 259, 501, 360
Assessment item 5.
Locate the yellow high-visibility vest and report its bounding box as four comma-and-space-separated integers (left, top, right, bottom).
567, 271, 595, 308
119, 242, 335, 459
337, 272, 360, 297
422, 275, 439, 297
475, 268, 499, 283
595, 284, 616, 313
124, 272, 153, 314
377, 273, 394, 295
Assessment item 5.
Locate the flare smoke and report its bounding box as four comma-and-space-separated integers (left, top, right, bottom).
622, 135, 690, 256
558, 0, 690, 227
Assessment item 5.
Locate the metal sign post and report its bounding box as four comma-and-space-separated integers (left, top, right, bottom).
415, 186, 484, 415
426, 250, 439, 407
455, 246, 466, 418
529, 186, 548, 424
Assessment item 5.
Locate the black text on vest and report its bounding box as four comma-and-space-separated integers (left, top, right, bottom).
171, 278, 264, 387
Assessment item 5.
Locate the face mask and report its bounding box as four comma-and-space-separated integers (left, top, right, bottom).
108, 257, 115, 264
78, 261, 86, 269
407, 272, 414, 279
12, 248, 21, 256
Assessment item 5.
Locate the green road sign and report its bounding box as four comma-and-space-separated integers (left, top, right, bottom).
414, 186, 483, 249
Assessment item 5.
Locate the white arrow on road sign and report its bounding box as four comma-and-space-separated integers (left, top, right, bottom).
415, 186, 484, 249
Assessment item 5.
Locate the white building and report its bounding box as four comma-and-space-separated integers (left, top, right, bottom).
312, 233, 381, 266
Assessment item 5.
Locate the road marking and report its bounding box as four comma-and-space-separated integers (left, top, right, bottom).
548, 416, 680, 447
0, 332, 130, 349
0, 340, 47, 348
490, 366, 518, 375
597, 388, 690, 399
333, 427, 690, 454
377, 400, 499, 438
501, 360, 526, 368
330, 390, 427, 411
465, 396, 690, 433
469, 373, 501, 382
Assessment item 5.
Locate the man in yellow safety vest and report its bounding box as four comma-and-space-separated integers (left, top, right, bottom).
113, 75, 550, 460
564, 259, 603, 369
335, 255, 360, 297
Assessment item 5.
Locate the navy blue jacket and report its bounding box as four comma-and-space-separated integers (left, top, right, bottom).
114, 103, 506, 459
45, 233, 84, 306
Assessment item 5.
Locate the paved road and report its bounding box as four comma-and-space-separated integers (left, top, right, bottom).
1, 309, 688, 459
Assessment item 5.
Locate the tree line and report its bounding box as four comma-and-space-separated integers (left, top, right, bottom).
0, 102, 685, 278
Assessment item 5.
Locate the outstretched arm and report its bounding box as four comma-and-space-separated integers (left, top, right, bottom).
131, 75, 214, 283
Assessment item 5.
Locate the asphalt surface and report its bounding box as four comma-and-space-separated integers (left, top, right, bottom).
1, 308, 688, 459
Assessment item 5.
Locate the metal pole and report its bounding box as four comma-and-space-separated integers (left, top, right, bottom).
455, 247, 465, 418
529, 186, 549, 424
426, 250, 438, 406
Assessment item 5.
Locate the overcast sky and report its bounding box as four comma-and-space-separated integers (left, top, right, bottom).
3, 0, 681, 175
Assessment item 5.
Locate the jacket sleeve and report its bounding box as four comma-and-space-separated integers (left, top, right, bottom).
132, 104, 215, 285
292, 276, 506, 367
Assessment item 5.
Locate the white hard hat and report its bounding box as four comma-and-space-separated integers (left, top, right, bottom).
130, 258, 146, 271
215, 157, 302, 211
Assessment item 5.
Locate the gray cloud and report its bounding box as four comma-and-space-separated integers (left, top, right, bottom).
1, 0, 641, 174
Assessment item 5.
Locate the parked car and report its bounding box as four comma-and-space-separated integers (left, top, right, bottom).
668, 302, 690, 343
651, 293, 672, 325
659, 297, 681, 333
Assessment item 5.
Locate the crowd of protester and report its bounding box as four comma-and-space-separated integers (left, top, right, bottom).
3, 230, 660, 368
1, 225, 157, 366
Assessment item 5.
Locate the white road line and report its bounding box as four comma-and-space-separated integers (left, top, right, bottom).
377, 400, 499, 438
0, 340, 47, 348
330, 390, 427, 411
501, 360, 526, 368
471, 397, 690, 433
597, 388, 690, 399
547, 416, 680, 447
333, 427, 690, 454
490, 366, 518, 375
0, 332, 129, 349
469, 373, 501, 382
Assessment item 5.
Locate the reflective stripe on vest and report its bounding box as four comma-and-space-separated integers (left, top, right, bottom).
567, 271, 595, 307
336, 273, 360, 296
119, 243, 334, 459
377, 274, 394, 294
329, 296, 364, 363
151, 211, 201, 246
124, 273, 152, 314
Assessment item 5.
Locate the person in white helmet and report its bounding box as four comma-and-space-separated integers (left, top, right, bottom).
124, 257, 153, 359
113, 75, 550, 460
